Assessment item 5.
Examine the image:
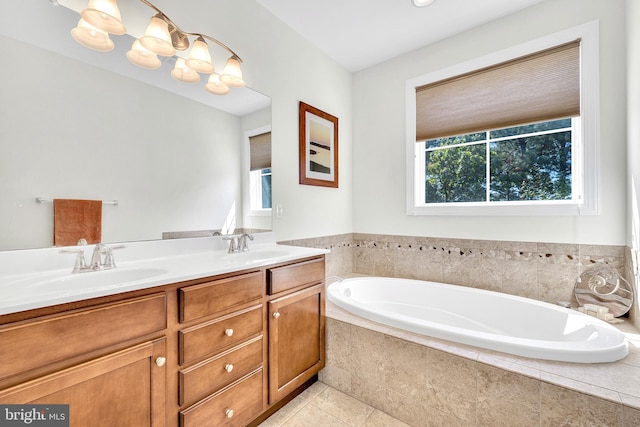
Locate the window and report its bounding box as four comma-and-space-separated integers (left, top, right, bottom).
406, 22, 599, 216
420, 118, 576, 204
246, 129, 272, 214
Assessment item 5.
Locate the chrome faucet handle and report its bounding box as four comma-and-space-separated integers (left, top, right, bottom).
102, 245, 125, 269
59, 248, 88, 273
238, 233, 254, 251
222, 235, 240, 253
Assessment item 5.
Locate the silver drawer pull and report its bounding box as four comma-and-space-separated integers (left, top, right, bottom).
224, 328, 234, 337
272, 312, 280, 319
224, 363, 234, 373
226, 408, 234, 419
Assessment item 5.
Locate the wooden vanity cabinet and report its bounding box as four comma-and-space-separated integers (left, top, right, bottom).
177, 271, 266, 427
267, 257, 326, 404
0, 294, 168, 427
0, 253, 326, 426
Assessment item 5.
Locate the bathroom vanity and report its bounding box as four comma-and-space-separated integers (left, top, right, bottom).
0, 238, 327, 426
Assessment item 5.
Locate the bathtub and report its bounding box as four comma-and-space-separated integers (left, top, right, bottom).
327, 277, 628, 363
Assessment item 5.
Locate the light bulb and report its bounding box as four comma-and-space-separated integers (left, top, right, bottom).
80, 0, 126, 35
140, 15, 176, 56
186, 37, 214, 74
220, 56, 245, 88
205, 73, 230, 95
171, 58, 201, 83
71, 18, 114, 52
126, 40, 161, 69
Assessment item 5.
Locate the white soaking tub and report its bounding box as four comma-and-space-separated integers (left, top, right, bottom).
327, 277, 628, 363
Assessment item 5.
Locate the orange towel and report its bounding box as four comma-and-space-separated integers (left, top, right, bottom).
53, 199, 102, 246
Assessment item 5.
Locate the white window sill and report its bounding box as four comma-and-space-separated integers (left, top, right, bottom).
408, 201, 596, 216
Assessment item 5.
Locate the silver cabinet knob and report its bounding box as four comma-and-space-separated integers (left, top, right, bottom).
224, 328, 234, 337
224, 364, 234, 373
155, 357, 166, 367
273, 312, 280, 319
226, 408, 234, 419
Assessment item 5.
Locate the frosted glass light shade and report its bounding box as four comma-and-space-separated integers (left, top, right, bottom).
140, 15, 175, 56
126, 40, 161, 69
413, 0, 435, 6
171, 58, 201, 83
81, 0, 126, 35
205, 73, 230, 95
71, 19, 114, 52
220, 56, 245, 87
185, 37, 214, 74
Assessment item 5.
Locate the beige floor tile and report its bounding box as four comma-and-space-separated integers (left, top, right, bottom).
311, 386, 375, 426
362, 409, 412, 427
281, 404, 351, 427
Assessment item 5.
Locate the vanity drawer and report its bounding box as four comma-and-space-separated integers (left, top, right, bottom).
0, 294, 166, 381
268, 257, 325, 295
179, 271, 263, 323
180, 368, 263, 427
179, 305, 263, 365
179, 336, 263, 405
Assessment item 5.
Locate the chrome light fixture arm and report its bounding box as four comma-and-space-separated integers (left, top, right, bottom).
138, 0, 242, 61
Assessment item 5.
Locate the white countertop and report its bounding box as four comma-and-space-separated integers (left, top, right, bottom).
0, 234, 329, 315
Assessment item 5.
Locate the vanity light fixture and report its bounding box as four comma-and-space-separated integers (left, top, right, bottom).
71, 0, 245, 95
413, 0, 436, 7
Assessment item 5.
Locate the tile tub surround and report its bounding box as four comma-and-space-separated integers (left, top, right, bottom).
322, 301, 640, 427
279, 233, 638, 330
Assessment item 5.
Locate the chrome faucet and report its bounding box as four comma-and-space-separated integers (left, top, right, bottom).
222, 233, 253, 253
60, 243, 125, 273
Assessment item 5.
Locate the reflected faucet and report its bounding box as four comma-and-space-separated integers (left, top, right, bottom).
238, 234, 254, 252
60, 243, 125, 273
222, 233, 254, 253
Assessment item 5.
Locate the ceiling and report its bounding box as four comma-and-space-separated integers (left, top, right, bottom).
257, 0, 547, 72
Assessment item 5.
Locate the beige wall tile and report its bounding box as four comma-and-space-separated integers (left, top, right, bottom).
383, 336, 428, 398
624, 405, 640, 427
540, 382, 623, 426
476, 363, 540, 426
426, 349, 478, 423
384, 388, 429, 427
351, 325, 385, 384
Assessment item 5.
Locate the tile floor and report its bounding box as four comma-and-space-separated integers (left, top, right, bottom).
258, 381, 410, 427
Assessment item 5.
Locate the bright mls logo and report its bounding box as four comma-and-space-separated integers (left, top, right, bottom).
0, 405, 69, 426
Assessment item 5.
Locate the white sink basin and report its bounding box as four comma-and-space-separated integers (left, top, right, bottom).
45, 267, 169, 289
3, 267, 169, 300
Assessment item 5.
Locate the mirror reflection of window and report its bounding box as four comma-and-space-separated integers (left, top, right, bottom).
249, 132, 272, 210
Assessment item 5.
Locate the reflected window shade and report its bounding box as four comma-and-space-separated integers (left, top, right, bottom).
250, 132, 271, 171
415, 40, 580, 141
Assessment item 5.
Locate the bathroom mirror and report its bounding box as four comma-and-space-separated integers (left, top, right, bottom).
0, 0, 271, 251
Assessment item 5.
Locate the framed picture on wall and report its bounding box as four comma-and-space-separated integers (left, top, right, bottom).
299, 101, 339, 188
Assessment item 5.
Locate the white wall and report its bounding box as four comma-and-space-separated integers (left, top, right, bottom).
352, 0, 627, 245
227, 1, 354, 241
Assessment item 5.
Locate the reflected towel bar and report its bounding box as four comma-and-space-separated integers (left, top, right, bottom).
36, 197, 119, 206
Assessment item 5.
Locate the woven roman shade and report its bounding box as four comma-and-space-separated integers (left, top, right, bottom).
249, 132, 271, 171
415, 40, 581, 141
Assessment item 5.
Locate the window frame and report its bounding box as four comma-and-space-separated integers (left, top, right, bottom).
243, 125, 272, 218
405, 21, 600, 216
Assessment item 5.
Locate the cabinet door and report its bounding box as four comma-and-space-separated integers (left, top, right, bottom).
0, 338, 166, 427
268, 284, 325, 404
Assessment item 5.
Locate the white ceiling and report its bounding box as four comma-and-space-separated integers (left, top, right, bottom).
257, 0, 547, 72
